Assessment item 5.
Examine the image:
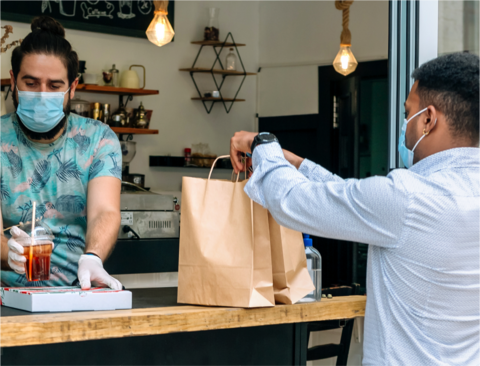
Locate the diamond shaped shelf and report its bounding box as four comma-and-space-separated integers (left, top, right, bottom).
179, 33, 257, 114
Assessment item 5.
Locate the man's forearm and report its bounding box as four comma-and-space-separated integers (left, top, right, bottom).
85, 210, 120, 262
1, 234, 12, 271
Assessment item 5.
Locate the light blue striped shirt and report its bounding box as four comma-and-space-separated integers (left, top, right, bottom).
245, 143, 480, 366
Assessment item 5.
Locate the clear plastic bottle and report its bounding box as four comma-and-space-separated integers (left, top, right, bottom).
298, 234, 322, 302
225, 48, 237, 71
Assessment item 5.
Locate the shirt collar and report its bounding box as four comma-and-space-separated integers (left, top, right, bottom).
409, 147, 480, 176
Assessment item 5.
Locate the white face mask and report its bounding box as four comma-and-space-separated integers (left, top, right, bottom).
398, 108, 437, 168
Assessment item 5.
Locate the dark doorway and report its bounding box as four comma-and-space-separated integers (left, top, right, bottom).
259, 60, 388, 292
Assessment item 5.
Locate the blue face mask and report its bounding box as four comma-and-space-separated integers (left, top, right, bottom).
16, 87, 70, 133
398, 108, 436, 168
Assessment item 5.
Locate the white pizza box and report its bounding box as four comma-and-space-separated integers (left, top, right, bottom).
0, 286, 132, 312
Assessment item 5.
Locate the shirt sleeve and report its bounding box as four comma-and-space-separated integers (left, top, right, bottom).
244, 143, 409, 248
298, 158, 347, 184
88, 126, 122, 181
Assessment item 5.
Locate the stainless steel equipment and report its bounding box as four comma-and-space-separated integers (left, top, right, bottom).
119, 188, 180, 240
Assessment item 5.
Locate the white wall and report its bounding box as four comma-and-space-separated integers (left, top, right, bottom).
258, 0, 389, 117
1, 1, 260, 191
438, 0, 465, 55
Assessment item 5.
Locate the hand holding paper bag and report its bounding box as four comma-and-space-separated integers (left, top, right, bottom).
178, 156, 314, 308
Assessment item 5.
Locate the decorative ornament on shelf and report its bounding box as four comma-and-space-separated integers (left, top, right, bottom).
332, 0, 358, 76
146, 0, 175, 47
1, 25, 22, 53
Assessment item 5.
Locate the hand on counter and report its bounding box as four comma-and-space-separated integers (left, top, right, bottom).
77, 254, 123, 290
7, 227, 30, 274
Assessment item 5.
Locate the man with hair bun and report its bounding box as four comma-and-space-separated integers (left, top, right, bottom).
0, 16, 123, 291
230, 52, 480, 365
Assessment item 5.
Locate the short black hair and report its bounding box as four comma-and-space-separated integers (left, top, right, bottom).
412, 52, 479, 145
11, 16, 79, 86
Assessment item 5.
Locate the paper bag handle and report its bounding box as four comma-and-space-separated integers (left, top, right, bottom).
208, 155, 247, 182
208, 155, 230, 180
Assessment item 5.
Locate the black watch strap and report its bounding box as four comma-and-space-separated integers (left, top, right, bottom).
250, 132, 279, 155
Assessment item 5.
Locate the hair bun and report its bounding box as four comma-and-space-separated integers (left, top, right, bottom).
31, 16, 65, 38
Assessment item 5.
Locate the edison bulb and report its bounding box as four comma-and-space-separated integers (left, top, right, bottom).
146, 11, 175, 47
333, 45, 358, 76
155, 22, 165, 40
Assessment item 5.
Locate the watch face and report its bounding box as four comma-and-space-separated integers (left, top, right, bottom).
259, 133, 277, 143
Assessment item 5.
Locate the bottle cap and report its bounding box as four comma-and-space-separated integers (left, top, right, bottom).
303, 233, 312, 247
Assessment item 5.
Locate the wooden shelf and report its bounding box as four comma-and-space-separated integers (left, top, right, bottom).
191, 40, 246, 47
192, 97, 245, 102
180, 68, 257, 76
76, 84, 159, 96
1, 78, 10, 87
111, 127, 158, 135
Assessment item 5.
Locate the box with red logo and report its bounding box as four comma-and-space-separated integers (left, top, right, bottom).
0, 286, 132, 312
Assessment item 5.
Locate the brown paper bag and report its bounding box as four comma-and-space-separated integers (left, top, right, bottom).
268, 213, 315, 304
178, 158, 275, 308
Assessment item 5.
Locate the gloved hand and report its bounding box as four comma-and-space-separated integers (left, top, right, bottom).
7, 226, 31, 274
77, 254, 122, 290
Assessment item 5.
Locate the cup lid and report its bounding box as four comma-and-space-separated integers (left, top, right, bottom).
15, 219, 55, 244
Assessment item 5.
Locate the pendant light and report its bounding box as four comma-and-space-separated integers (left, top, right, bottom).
146, 0, 175, 47
333, 0, 358, 76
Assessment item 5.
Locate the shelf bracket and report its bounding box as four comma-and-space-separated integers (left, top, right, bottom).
118, 133, 134, 141
119, 94, 133, 108
2, 85, 11, 100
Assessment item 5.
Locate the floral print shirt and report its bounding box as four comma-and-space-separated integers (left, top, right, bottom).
1, 113, 121, 287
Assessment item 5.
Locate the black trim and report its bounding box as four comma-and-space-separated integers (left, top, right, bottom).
104, 238, 179, 274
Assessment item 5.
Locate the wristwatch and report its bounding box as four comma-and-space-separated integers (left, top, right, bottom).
250, 132, 279, 155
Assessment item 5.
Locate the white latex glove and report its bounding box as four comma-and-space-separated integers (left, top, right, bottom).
7, 226, 30, 274
77, 254, 123, 290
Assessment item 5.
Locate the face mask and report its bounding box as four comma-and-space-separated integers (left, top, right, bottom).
16, 87, 70, 133
398, 107, 436, 168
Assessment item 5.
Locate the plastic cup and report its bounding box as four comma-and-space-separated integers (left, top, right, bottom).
16, 220, 55, 282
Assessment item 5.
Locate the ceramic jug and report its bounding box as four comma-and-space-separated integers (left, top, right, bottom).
120, 65, 146, 89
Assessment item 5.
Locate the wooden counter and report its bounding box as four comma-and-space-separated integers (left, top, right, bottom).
1, 288, 365, 348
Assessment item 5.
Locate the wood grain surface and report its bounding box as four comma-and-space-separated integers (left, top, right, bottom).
1, 296, 366, 348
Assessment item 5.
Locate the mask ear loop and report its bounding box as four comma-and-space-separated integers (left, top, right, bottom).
412, 118, 437, 153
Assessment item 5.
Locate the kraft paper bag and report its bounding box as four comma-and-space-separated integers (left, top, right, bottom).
178, 164, 275, 308
268, 213, 315, 304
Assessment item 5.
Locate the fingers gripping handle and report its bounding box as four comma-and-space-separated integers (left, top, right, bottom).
208, 155, 247, 181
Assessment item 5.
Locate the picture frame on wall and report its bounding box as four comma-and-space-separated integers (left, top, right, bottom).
0, 0, 175, 40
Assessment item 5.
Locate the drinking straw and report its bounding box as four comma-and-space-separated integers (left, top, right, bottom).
29, 202, 36, 281
2, 217, 43, 232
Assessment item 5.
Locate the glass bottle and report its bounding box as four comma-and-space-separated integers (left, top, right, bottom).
204, 8, 220, 41
298, 234, 322, 303
225, 48, 237, 71
110, 64, 120, 87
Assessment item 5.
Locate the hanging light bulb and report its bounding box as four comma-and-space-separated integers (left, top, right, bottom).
333, 1, 358, 76
146, 1, 174, 47
333, 45, 358, 76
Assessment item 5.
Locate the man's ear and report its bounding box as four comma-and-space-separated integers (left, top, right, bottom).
70, 77, 79, 99
9, 70, 15, 91
424, 105, 438, 133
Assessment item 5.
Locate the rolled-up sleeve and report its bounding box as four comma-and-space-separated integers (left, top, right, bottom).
244, 143, 409, 248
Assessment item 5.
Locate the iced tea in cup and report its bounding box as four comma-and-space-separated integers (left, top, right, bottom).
16, 220, 54, 282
